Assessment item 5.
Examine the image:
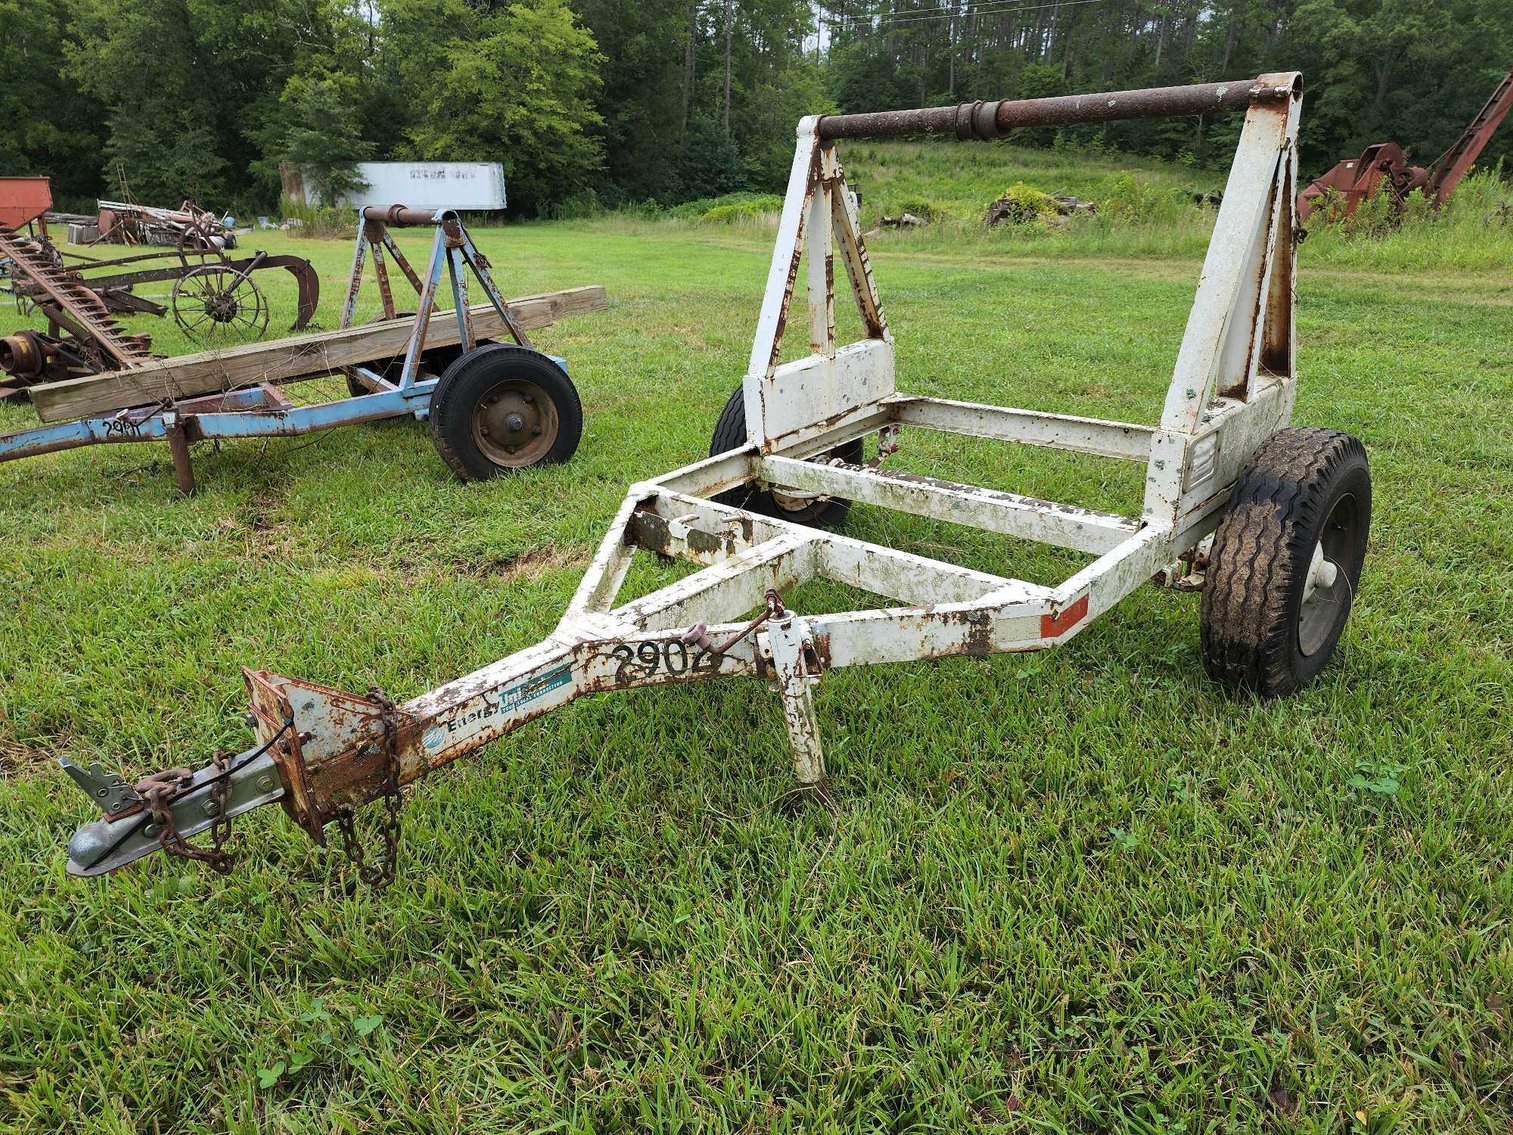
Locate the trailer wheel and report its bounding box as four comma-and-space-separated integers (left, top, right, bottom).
708, 387, 864, 529
1200, 427, 1370, 696
428, 344, 582, 481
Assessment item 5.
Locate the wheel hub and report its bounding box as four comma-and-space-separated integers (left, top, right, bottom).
1302, 542, 1338, 601
1297, 491, 1360, 658
472, 380, 556, 467
173, 266, 268, 341
205, 292, 240, 323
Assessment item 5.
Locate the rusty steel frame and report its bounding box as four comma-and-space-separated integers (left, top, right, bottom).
79, 251, 321, 330
64, 74, 1307, 880
2, 179, 318, 372
339, 204, 533, 385
12, 244, 320, 336
0, 227, 154, 374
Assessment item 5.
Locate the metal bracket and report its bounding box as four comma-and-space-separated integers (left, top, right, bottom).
244, 668, 404, 842
59, 759, 140, 818
764, 609, 826, 785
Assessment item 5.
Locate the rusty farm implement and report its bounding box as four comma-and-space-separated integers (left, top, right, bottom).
0, 177, 318, 359
1297, 70, 1513, 222
60, 75, 1372, 888
1, 205, 606, 491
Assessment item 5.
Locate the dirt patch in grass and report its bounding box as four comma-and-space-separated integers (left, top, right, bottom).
0, 738, 59, 774
461, 543, 589, 582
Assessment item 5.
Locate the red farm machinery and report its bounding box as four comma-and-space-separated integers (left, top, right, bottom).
1297, 71, 1513, 221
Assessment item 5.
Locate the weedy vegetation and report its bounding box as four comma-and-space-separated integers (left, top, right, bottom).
1, 144, 1511, 1132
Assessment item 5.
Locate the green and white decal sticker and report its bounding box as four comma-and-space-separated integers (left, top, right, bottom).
423, 664, 574, 754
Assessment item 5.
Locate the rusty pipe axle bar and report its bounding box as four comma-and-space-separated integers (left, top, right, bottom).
817, 74, 1300, 141
361, 204, 448, 227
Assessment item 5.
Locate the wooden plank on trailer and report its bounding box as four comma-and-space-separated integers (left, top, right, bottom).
30, 285, 608, 423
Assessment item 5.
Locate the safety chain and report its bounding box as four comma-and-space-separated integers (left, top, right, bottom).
135, 748, 236, 875
334, 686, 405, 889
681, 588, 787, 656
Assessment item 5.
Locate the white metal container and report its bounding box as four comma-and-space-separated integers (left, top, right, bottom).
342, 163, 507, 211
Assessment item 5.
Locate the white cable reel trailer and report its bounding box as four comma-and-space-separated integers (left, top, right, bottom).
63, 72, 1372, 883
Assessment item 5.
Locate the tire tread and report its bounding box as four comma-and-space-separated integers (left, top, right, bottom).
428, 344, 582, 481
1200, 427, 1370, 695
707, 386, 861, 528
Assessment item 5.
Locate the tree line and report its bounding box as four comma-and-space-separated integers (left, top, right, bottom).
3, 0, 1509, 217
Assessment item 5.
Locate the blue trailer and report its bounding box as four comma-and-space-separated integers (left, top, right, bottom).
0, 205, 606, 492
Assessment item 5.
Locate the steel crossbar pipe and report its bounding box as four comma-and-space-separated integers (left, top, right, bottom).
816, 75, 1299, 141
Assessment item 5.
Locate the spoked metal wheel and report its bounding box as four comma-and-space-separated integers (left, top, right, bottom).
428, 344, 583, 481
171, 265, 269, 341
1200, 427, 1371, 696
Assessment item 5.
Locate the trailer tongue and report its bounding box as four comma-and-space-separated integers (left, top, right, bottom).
62, 73, 1372, 887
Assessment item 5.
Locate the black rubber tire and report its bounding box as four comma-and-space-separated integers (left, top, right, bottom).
1200, 427, 1371, 696
428, 344, 582, 481
708, 386, 864, 529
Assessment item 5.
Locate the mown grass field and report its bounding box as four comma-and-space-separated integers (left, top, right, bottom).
2, 143, 1511, 1132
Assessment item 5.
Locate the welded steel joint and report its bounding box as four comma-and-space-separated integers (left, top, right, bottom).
954, 100, 1001, 141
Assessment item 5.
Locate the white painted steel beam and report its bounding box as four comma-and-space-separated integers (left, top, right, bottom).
647, 451, 760, 497
645, 489, 1050, 607
612, 533, 816, 632
760, 456, 1139, 555
1160, 76, 1302, 436
884, 395, 1154, 462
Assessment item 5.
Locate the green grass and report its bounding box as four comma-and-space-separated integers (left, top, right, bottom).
660, 140, 1513, 268
1, 172, 1511, 1132
837, 139, 1225, 219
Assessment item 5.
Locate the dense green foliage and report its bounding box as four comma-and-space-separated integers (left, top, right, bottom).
1, 1, 1510, 216
0, 0, 821, 214
824, 0, 1513, 173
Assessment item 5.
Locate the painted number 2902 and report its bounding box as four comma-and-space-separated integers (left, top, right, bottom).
611, 639, 723, 684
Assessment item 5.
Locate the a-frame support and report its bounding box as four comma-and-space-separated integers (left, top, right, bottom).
339, 207, 533, 396
1144, 83, 1301, 527
743, 120, 893, 452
